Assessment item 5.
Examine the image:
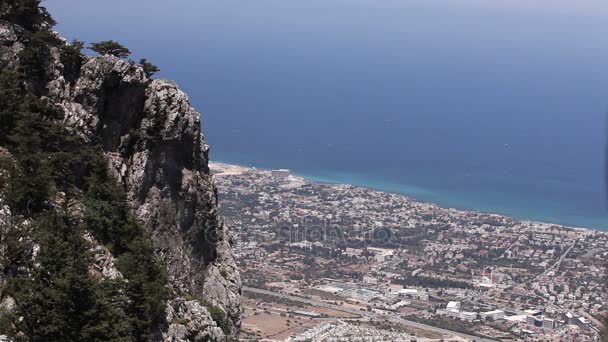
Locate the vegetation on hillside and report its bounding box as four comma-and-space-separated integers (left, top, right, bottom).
0, 0, 55, 31
0, 1, 168, 340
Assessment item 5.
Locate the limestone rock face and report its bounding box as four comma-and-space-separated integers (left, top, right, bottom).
164, 299, 226, 341
60, 56, 242, 340
0, 21, 24, 69
0, 20, 241, 340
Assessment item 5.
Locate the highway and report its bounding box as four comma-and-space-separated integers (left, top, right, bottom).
244, 286, 497, 342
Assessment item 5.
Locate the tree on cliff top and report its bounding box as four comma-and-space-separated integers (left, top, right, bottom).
89, 40, 131, 58
139, 58, 160, 78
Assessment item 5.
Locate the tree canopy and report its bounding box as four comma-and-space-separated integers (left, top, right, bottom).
139, 58, 160, 78
89, 40, 131, 58
60, 40, 85, 83
0, 0, 56, 31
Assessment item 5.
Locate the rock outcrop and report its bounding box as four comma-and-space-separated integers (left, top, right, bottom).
0, 19, 241, 341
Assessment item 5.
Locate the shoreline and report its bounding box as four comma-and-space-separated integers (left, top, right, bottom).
209, 161, 599, 233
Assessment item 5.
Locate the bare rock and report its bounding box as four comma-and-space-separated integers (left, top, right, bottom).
0, 18, 242, 339
51, 54, 242, 340
0, 20, 24, 69
164, 299, 226, 342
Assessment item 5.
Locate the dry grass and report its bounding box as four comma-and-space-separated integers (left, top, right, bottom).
241, 307, 316, 341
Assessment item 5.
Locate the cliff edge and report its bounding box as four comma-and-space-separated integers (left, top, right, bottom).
0, 2, 241, 341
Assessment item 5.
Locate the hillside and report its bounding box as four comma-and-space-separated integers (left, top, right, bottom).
0, 1, 241, 341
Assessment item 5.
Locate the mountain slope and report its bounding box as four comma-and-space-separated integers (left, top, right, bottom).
0, 1, 241, 341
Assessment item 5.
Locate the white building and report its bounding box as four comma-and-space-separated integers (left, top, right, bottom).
367, 247, 395, 263
460, 311, 478, 322
577, 317, 589, 330
480, 310, 505, 321
446, 301, 461, 310
363, 276, 379, 284
398, 288, 429, 301
290, 241, 313, 249
344, 248, 364, 258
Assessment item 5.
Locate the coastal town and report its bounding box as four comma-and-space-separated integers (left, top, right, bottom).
210, 163, 608, 341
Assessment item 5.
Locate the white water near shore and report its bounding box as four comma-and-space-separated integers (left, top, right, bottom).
210, 161, 597, 233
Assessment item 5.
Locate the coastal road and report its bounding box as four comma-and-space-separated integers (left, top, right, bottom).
244, 286, 497, 342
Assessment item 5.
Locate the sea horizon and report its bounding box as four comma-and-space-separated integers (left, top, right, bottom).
212, 157, 608, 232
46, 0, 608, 232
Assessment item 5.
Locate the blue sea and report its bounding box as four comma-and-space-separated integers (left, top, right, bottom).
48, 0, 608, 229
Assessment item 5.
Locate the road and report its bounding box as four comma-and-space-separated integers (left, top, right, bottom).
529, 239, 577, 284
580, 310, 604, 331
244, 286, 497, 342
499, 234, 524, 258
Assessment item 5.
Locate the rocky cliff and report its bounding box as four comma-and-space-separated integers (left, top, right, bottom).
0, 6, 241, 341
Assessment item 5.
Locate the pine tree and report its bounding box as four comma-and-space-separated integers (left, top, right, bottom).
0, 0, 56, 31
139, 58, 160, 78
89, 40, 131, 58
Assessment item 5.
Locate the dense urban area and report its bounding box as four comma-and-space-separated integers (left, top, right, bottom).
211, 163, 608, 342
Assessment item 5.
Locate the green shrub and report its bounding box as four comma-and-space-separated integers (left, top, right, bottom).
18, 31, 56, 86
60, 39, 85, 84
0, 0, 56, 31
206, 305, 228, 334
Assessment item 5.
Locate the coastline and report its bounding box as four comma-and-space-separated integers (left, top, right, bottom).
210, 161, 599, 233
